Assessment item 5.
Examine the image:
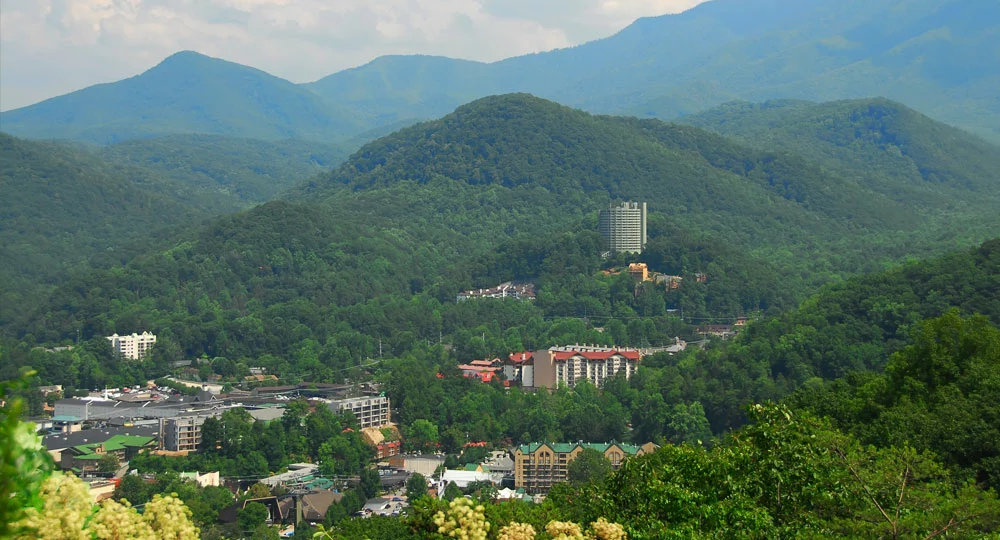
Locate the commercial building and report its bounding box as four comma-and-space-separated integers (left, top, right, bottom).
328, 396, 390, 428
598, 202, 647, 254
106, 332, 157, 360
61, 434, 157, 471
513, 441, 657, 493
532, 345, 642, 389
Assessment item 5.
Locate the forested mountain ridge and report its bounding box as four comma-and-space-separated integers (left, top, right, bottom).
0, 51, 367, 144
99, 134, 350, 203
682, 97, 1000, 199
0, 133, 246, 326
301, 94, 999, 280
3, 0, 998, 144
685, 238, 1000, 433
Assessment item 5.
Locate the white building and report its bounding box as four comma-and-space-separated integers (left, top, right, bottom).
598, 201, 647, 254
107, 332, 157, 360
329, 396, 390, 428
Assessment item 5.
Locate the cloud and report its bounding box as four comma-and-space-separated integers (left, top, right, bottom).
0, 0, 708, 111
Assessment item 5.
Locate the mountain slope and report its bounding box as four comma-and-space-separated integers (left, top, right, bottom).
99, 134, 350, 203
309, 0, 999, 141
12, 94, 999, 369
2, 0, 996, 143
680, 98, 1000, 212
0, 133, 244, 324
0, 52, 366, 143
299, 94, 999, 275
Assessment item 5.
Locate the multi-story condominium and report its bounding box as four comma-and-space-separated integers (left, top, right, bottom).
513, 441, 657, 493
106, 332, 157, 360
598, 201, 647, 254
159, 413, 221, 452
329, 396, 390, 428
532, 345, 642, 389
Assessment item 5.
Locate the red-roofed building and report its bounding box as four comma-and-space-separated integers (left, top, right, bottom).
532, 345, 642, 389
505, 352, 534, 385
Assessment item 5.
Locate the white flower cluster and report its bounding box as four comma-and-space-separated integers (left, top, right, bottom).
433, 498, 491, 540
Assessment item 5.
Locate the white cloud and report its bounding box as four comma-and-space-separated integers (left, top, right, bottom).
0, 0, 708, 111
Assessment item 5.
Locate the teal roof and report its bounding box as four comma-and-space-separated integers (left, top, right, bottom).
516, 442, 645, 455
74, 435, 156, 456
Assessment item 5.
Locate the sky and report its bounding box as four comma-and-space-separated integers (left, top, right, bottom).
0, 0, 708, 112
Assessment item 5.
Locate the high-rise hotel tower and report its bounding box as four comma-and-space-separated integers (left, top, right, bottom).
599, 201, 647, 254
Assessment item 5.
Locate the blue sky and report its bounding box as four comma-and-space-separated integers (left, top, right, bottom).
0, 0, 707, 111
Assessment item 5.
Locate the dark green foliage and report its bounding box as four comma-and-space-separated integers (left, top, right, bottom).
100, 134, 349, 203
687, 239, 1000, 433
405, 473, 429, 502
791, 310, 1000, 490
566, 448, 612, 487
0, 133, 240, 326
238, 501, 269, 532
554, 404, 1000, 538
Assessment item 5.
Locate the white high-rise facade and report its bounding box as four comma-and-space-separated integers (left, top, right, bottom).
599, 201, 647, 254
107, 332, 157, 360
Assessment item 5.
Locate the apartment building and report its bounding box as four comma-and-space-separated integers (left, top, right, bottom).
599, 202, 647, 254
159, 413, 222, 452
513, 441, 657, 493
532, 345, 642, 389
329, 396, 390, 428
106, 332, 157, 360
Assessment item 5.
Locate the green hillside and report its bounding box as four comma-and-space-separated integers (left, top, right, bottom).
0, 133, 244, 325
16, 94, 999, 352
681, 98, 1000, 197
0, 51, 367, 144
302, 94, 998, 278
100, 134, 350, 203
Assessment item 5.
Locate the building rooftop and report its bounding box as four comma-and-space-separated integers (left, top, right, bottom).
43, 425, 159, 451
516, 441, 646, 455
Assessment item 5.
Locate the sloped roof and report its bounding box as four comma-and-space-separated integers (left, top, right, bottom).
516, 441, 646, 455
73, 434, 156, 455
551, 349, 640, 361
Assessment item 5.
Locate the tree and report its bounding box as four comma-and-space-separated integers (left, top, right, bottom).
199, 417, 223, 453
407, 419, 439, 452
238, 501, 269, 532
443, 481, 463, 501
114, 474, 150, 506
359, 467, 381, 499
567, 448, 613, 486
98, 454, 120, 473
323, 501, 347, 526
244, 483, 272, 500
406, 473, 429, 502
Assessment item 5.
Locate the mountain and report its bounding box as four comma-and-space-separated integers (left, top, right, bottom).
299, 94, 999, 274
2, 0, 996, 144
0, 51, 367, 144
0, 133, 245, 325
680, 98, 1000, 210
10, 93, 999, 398
308, 0, 1000, 141
99, 134, 350, 203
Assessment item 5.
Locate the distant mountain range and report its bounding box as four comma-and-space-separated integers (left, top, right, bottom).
2, 0, 997, 143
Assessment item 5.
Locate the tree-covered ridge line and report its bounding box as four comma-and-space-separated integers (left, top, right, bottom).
0, 133, 250, 328
303, 94, 999, 279
99, 134, 351, 204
